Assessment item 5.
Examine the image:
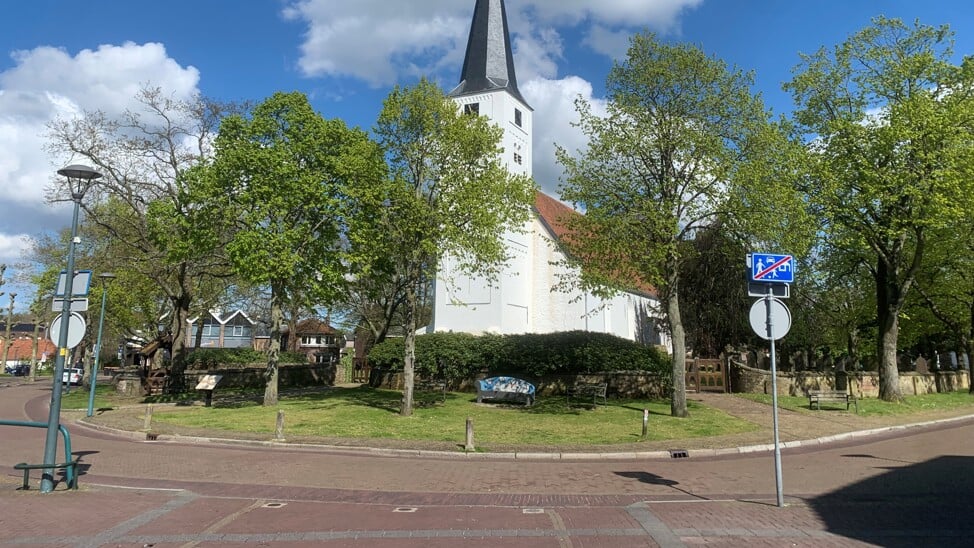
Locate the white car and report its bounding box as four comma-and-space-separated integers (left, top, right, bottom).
62, 367, 83, 385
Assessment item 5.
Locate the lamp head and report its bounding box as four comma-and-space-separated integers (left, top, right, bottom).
57, 164, 102, 201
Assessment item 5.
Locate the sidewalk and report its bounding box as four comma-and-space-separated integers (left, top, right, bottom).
2, 380, 974, 547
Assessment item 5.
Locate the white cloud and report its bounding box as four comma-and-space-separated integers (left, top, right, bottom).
0, 42, 200, 268
583, 24, 633, 60
523, 76, 608, 195
282, 0, 702, 86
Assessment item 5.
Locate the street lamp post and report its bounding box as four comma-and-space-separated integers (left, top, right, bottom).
87, 272, 116, 417
41, 164, 101, 493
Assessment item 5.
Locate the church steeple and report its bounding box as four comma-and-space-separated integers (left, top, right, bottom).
449, 0, 529, 108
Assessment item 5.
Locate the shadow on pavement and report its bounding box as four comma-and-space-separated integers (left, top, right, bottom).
810, 454, 974, 547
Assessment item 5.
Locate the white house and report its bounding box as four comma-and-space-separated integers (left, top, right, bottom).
427, 0, 667, 347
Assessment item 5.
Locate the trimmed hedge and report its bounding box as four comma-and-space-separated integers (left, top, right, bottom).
367, 330, 669, 381
184, 348, 307, 369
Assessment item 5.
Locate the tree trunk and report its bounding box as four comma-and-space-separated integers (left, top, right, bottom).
166, 287, 193, 394
876, 261, 902, 401
665, 255, 689, 418
400, 278, 417, 417
264, 282, 283, 406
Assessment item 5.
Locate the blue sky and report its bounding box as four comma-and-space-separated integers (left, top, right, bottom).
1, 0, 972, 305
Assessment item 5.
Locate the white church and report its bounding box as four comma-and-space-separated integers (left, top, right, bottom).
427, 0, 667, 348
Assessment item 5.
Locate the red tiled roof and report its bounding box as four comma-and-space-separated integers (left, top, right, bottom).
294, 318, 339, 336
2, 337, 56, 361
532, 191, 658, 298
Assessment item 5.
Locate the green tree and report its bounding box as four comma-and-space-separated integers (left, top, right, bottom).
201, 91, 385, 406
46, 86, 239, 392
785, 17, 974, 400
557, 33, 810, 417
363, 79, 535, 416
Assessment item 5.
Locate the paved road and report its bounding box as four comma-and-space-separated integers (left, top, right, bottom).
2, 379, 973, 547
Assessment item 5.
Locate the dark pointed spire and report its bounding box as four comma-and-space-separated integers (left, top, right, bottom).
449, 0, 529, 107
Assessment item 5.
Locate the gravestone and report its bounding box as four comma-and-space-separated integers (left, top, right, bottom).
914, 356, 929, 374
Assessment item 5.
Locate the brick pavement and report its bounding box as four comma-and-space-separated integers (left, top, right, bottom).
2, 378, 974, 547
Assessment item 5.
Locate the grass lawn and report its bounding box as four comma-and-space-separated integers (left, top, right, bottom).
736, 391, 974, 415
75, 385, 759, 447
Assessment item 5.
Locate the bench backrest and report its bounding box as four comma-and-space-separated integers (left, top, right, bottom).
478, 376, 536, 395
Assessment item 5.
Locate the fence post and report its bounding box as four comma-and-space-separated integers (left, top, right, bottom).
275, 410, 285, 441
642, 409, 649, 438
143, 404, 153, 431
465, 417, 475, 451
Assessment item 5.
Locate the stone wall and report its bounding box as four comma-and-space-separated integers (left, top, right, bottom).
112, 363, 336, 396
731, 362, 970, 397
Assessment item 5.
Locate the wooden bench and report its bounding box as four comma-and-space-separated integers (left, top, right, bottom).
14, 459, 80, 490
567, 382, 608, 407
808, 390, 858, 413
476, 376, 535, 406
415, 379, 447, 403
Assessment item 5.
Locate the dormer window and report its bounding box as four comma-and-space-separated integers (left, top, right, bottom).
514, 108, 522, 127
464, 103, 480, 115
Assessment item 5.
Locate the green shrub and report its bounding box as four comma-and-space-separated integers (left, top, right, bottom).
367, 330, 669, 380
185, 348, 308, 369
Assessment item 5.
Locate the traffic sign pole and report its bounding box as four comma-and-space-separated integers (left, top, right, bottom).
766, 286, 785, 508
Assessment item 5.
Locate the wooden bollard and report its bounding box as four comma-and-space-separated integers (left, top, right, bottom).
642, 409, 649, 438
465, 417, 475, 451
143, 404, 153, 431
275, 410, 285, 441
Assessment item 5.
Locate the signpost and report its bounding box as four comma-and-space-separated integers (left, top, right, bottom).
747, 253, 793, 508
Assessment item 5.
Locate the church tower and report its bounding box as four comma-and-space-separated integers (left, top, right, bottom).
431, 0, 534, 335
448, 0, 532, 178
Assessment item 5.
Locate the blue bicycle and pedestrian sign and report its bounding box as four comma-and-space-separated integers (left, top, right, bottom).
750, 253, 794, 283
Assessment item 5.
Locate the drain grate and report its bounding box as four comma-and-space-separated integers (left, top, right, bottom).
669, 449, 689, 459
145, 433, 158, 441
262, 502, 287, 508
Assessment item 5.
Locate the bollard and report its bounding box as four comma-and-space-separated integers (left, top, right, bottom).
143, 404, 153, 431
642, 409, 649, 438
465, 417, 475, 451
275, 410, 285, 441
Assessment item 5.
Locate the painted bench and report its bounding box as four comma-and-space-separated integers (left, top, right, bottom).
476, 376, 535, 406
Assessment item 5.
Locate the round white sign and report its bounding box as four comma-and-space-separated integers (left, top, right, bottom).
49, 312, 87, 349
749, 298, 791, 341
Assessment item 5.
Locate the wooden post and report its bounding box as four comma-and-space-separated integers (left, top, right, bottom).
143, 404, 153, 431
464, 417, 475, 451
275, 410, 285, 441
642, 409, 649, 438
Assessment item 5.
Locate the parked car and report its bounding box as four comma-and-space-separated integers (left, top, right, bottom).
62, 367, 83, 385
9, 364, 30, 376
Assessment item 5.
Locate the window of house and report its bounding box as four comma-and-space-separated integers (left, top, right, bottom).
514, 152, 522, 165
233, 325, 243, 337
315, 354, 328, 364
464, 103, 479, 115
514, 108, 522, 127
203, 324, 218, 337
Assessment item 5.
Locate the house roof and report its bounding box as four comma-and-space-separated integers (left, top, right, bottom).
532, 191, 658, 299
187, 309, 255, 326
3, 337, 56, 361
448, 0, 530, 109
294, 318, 339, 336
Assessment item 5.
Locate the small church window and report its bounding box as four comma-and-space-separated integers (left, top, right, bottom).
464, 103, 479, 115
514, 108, 522, 127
